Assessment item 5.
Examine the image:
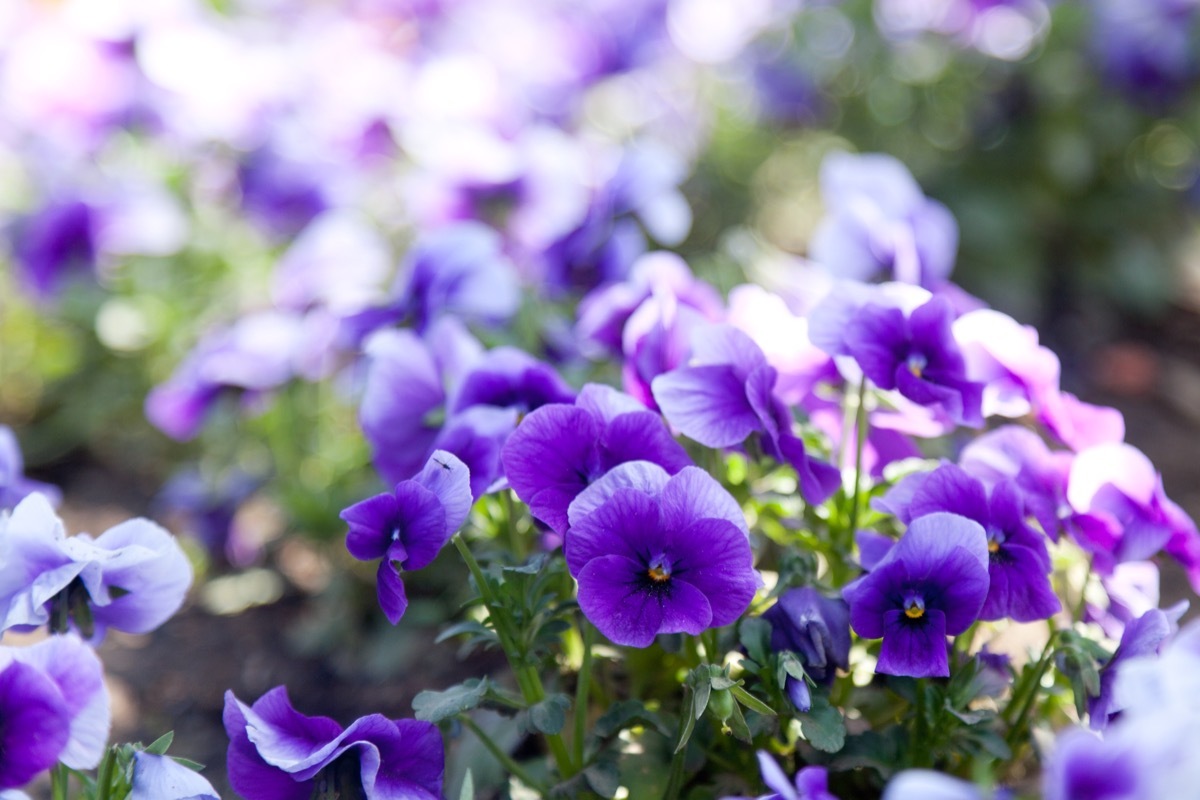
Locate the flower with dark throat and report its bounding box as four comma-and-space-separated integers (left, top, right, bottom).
843, 512, 990, 677
565, 467, 758, 647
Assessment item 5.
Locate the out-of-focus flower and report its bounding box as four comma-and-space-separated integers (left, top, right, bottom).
0, 633, 109, 785
0, 494, 192, 642
810, 152, 958, 288
1089, 605, 1184, 730
882, 769, 988, 800
875, 0, 1051, 61
953, 309, 1060, 420
1042, 727, 1143, 800
155, 467, 262, 567
130, 752, 219, 800
843, 513, 990, 677
502, 384, 692, 535
11, 197, 97, 302
1090, 0, 1200, 106
763, 588, 851, 712
237, 147, 329, 238
340, 451, 471, 624
224, 686, 444, 800
723, 751, 839, 800
0, 426, 61, 511
565, 467, 756, 647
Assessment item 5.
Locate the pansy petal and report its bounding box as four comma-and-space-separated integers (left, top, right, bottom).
367, 719, 444, 800
981, 546, 1060, 622
341, 493, 399, 562
376, 562, 409, 626
392, 482, 449, 572
0, 660, 70, 789
652, 365, 761, 448
577, 555, 667, 647
12, 634, 109, 770
576, 383, 647, 423
567, 461, 671, 530
878, 608, 949, 678
756, 751, 798, 800
502, 404, 601, 534
670, 519, 756, 627
131, 752, 220, 800
413, 450, 472, 534
223, 692, 313, 800
907, 465, 989, 523
566, 489, 661, 576
660, 467, 749, 536
89, 519, 193, 636
599, 412, 692, 475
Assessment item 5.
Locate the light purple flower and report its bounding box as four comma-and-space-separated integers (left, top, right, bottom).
953, 309, 1061, 419
11, 197, 97, 302
652, 324, 840, 503
843, 513, 990, 677
339, 451, 471, 624
565, 467, 757, 647
810, 152, 958, 288
0, 426, 61, 511
1043, 728, 1142, 800
502, 384, 692, 534
131, 752, 219, 800
0, 494, 193, 642
1036, 389, 1125, 452
1090, 0, 1200, 106
1089, 605, 1184, 730
223, 686, 444, 800
882, 770, 987, 800
724, 752, 839, 800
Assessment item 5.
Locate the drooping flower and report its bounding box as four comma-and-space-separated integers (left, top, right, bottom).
565, 467, 757, 647
0, 633, 109, 786
652, 324, 840, 503
762, 588, 851, 712
876, 464, 1059, 623
502, 384, 692, 535
0, 426, 61, 511
0, 494, 193, 642
339, 451, 472, 624
130, 752, 220, 800
843, 513, 990, 677
223, 686, 444, 800
723, 752, 839, 800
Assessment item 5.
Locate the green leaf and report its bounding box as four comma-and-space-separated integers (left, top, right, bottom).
412, 679, 491, 723
459, 770, 475, 800
739, 617, 772, 665
724, 698, 753, 744
435, 620, 495, 644
797, 695, 846, 753
502, 554, 548, 574
169, 757, 206, 771
675, 695, 698, 755
591, 700, 672, 740
779, 651, 808, 684
691, 668, 712, 721
584, 760, 621, 799
144, 731, 174, 756
529, 694, 571, 735
730, 685, 777, 717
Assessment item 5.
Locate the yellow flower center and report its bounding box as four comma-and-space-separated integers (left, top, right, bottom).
905, 605, 925, 620
647, 566, 671, 583
988, 540, 1001, 553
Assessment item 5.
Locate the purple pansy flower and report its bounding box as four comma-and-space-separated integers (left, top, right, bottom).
1089, 605, 1185, 731
565, 467, 757, 647
652, 324, 840, 503
1042, 727, 1142, 800
843, 513, 990, 678
0, 426, 61, 511
0, 659, 71, 790
237, 147, 328, 238
0, 494, 193, 642
724, 752, 839, 800
1090, 0, 1200, 106
155, 467, 261, 567
12, 197, 97, 302
223, 686, 444, 800
843, 297, 984, 428
762, 588, 851, 712
810, 152, 958, 288
877, 464, 1059, 622
502, 384, 692, 534
339, 451, 471, 624
131, 752, 219, 800
953, 309, 1061, 420
882, 770, 991, 800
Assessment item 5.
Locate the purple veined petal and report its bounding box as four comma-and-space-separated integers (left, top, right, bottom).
223, 691, 314, 800
431, 405, 518, 499
10, 634, 109, 770
450, 346, 575, 414
342, 493, 400, 562
131, 752, 220, 800
390, 482, 448, 572
844, 304, 909, 390
377, 561, 410, 626
565, 489, 662, 577
659, 466, 749, 537
576, 383, 648, 423
907, 464, 990, 522
567, 461, 672, 530
651, 364, 761, 448
744, 362, 785, 445
85, 518, 194, 636
980, 544, 1060, 623
501, 404, 601, 534
364, 718, 444, 800
412, 450, 473, 543
1068, 443, 1158, 511
687, 324, 768, 377
883, 769, 984, 800
872, 469, 937, 525
756, 751, 799, 800
776, 433, 842, 505
889, 512, 990, 575
879, 607, 949, 678
598, 410, 693, 475
843, 560, 907, 640
577, 554, 668, 647
856, 530, 897, 572
668, 518, 757, 628
0, 660, 71, 790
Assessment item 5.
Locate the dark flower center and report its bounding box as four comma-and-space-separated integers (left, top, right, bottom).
311, 750, 366, 800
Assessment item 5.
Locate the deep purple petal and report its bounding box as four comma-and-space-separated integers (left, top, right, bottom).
652, 365, 761, 448
844, 304, 908, 389
240, 687, 343, 769
669, 518, 756, 628
889, 512, 990, 581
598, 412, 692, 475
980, 544, 1060, 622
376, 561, 410, 625
687, 324, 768, 377
341, 494, 400, 562
659, 466, 749, 536
907, 465, 989, 523
391, 482, 449, 572
0, 660, 70, 789
565, 489, 661, 577
856, 530, 897, 571
502, 404, 601, 534
844, 560, 907, 640
777, 433, 841, 505
566, 461, 671, 530
366, 719, 444, 799
576, 555, 669, 647
878, 608, 949, 678
223, 692, 313, 800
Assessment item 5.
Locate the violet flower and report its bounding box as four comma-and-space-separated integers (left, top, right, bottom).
0, 633, 109, 787
762, 588, 851, 712
1042, 728, 1142, 800
131, 752, 219, 800
1089, 605, 1184, 731
0, 426, 61, 511
882, 770, 988, 800
723, 752, 839, 800
502, 384, 692, 534
564, 467, 757, 647
877, 464, 1059, 623
652, 324, 840, 503
843, 297, 984, 428
1090, 0, 1200, 107
810, 152, 958, 288
843, 513, 990, 678
339, 450, 471, 624
224, 686, 444, 800
11, 197, 97, 302
0, 494, 193, 642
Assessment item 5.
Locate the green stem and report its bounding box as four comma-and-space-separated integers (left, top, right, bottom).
51, 763, 70, 800
847, 375, 869, 538
501, 490, 525, 562
1005, 637, 1057, 751
460, 715, 550, 796
574, 621, 596, 766
911, 679, 932, 768
664, 742, 688, 800
95, 745, 118, 800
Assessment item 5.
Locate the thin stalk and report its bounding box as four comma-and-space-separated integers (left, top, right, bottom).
460, 715, 550, 796
664, 742, 688, 800
1005, 638, 1057, 751
51, 764, 70, 800
574, 621, 596, 766
847, 375, 869, 538
910, 679, 932, 768
95, 746, 117, 800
